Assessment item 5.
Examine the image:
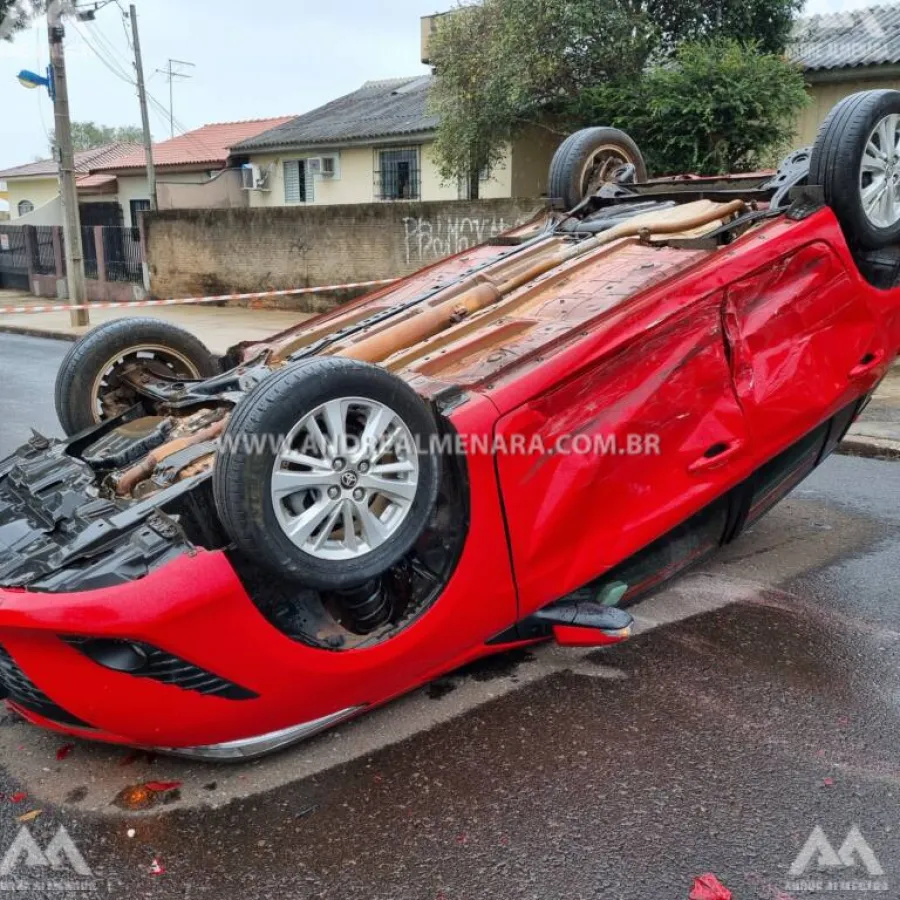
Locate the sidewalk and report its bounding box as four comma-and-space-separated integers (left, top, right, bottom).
0, 291, 312, 356
843, 363, 900, 459
0, 289, 897, 458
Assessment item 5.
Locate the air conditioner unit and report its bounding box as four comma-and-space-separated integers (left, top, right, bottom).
307, 156, 337, 178
241, 163, 271, 191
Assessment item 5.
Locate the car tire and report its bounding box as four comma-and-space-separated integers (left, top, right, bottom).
55, 318, 219, 436
809, 89, 900, 250
214, 358, 442, 590
549, 127, 647, 211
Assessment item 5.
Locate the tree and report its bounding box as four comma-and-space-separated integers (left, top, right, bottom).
574, 40, 809, 175
428, 0, 655, 194
428, 0, 804, 185
650, 0, 802, 56
0, 0, 44, 41
50, 122, 145, 154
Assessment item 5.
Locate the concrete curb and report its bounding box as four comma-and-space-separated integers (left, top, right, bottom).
0, 324, 77, 343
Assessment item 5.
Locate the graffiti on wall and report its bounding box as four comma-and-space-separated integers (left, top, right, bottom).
402, 216, 511, 265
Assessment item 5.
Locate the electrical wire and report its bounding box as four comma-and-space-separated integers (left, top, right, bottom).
71, 19, 222, 162
113, 0, 133, 53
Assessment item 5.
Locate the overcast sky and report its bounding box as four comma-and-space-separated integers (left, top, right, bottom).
0, 0, 884, 178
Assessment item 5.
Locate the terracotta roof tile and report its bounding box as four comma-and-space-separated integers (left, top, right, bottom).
92, 118, 295, 172
0, 142, 141, 180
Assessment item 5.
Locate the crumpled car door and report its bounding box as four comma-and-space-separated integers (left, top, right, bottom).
722, 241, 881, 459
494, 294, 751, 618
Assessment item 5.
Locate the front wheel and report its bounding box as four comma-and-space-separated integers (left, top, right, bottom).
54, 318, 219, 436
214, 358, 442, 590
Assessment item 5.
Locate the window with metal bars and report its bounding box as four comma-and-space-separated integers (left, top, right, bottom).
284, 159, 313, 204
375, 147, 421, 201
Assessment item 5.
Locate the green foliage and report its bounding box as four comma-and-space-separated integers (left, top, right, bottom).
428, 0, 654, 190
0, 0, 43, 41
651, 0, 803, 56
428, 0, 805, 185
574, 39, 810, 175
51, 122, 145, 154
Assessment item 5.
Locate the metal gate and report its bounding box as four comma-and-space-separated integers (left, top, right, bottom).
0, 226, 29, 291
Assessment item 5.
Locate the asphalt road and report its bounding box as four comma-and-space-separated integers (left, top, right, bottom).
1, 333, 899, 899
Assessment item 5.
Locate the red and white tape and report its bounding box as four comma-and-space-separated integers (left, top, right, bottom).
0, 278, 400, 316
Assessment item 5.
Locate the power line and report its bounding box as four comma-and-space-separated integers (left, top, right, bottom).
69, 18, 221, 163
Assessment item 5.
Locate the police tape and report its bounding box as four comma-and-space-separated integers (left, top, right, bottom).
0, 278, 401, 316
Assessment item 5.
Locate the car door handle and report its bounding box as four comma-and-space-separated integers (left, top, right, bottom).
688, 439, 745, 473
849, 350, 886, 379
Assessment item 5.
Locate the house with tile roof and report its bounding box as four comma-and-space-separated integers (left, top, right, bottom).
789, 3, 900, 144
235, 5, 900, 209
231, 76, 560, 207
89, 117, 293, 227
0, 143, 140, 223
0, 117, 293, 229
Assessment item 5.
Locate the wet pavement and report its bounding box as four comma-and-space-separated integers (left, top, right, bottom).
0, 334, 899, 899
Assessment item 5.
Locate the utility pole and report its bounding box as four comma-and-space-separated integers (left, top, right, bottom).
128, 4, 157, 210
48, 0, 89, 328
155, 58, 194, 138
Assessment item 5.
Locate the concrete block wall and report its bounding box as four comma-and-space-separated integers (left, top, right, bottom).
143, 198, 546, 308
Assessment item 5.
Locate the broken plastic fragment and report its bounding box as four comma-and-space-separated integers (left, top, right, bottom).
144, 781, 182, 793
9, 792, 27, 804
689, 874, 732, 900
149, 857, 165, 876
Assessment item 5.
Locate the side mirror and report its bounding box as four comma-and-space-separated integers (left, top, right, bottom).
533, 602, 633, 648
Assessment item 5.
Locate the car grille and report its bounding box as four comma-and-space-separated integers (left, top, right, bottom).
64, 638, 257, 701
140, 646, 257, 700
0, 644, 92, 728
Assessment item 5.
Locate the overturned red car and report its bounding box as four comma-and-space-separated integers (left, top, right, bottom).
0, 91, 898, 758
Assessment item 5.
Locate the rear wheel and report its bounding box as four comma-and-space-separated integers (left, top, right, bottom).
810, 89, 900, 249
214, 358, 442, 590
54, 318, 219, 436
549, 127, 647, 211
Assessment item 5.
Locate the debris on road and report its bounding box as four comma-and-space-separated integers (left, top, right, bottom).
690, 873, 733, 900
144, 781, 182, 793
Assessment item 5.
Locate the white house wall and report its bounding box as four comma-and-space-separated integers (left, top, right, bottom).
246, 140, 514, 207
13, 194, 64, 226
7, 177, 61, 219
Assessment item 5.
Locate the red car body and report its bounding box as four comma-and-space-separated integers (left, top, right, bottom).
0, 200, 897, 758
